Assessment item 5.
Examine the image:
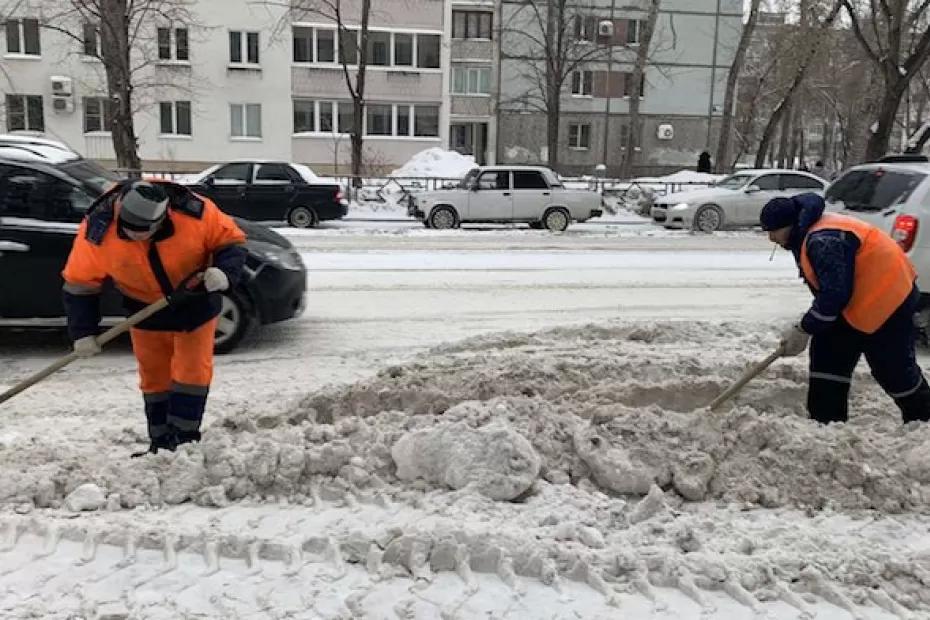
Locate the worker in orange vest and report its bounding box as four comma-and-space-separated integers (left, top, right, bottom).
761, 193, 930, 424
62, 181, 246, 455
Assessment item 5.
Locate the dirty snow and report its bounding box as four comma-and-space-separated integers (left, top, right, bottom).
1, 222, 928, 619
391, 148, 477, 179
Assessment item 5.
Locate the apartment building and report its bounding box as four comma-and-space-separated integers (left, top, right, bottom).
498, 0, 743, 176
0, 0, 740, 176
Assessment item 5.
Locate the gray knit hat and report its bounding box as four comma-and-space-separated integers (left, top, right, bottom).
118, 181, 168, 230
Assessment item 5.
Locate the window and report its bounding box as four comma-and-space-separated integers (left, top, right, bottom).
158, 27, 189, 61
82, 22, 100, 57
83, 97, 112, 133
0, 167, 91, 222
452, 10, 492, 39
825, 170, 926, 212
452, 66, 491, 95
367, 31, 390, 65
397, 106, 410, 136
230, 103, 261, 138
573, 15, 594, 42
212, 163, 251, 183
414, 105, 439, 137
339, 28, 358, 64
394, 33, 412, 66
753, 174, 780, 191
254, 163, 293, 183
230, 31, 259, 64
317, 28, 335, 62
571, 70, 592, 96
338, 101, 355, 134
5, 18, 40, 55
294, 99, 316, 133
627, 19, 646, 45
293, 26, 313, 62
320, 102, 334, 132
5, 94, 43, 132
780, 174, 825, 190
417, 34, 440, 68
477, 171, 509, 190
513, 171, 549, 190
159, 101, 192, 136
568, 124, 590, 149
623, 72, 645, 98
366, 104, 392, 135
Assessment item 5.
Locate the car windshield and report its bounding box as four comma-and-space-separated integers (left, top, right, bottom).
59, 159, 119, 194
459, 168, 480, 188
825, 169, 926, 212
714, 173, 755, 189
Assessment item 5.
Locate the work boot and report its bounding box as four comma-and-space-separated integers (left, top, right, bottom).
130, 432, 179, 458
895, 378, 930, 423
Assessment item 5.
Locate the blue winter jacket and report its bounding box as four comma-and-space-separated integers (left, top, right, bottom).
786, 193, 860, 334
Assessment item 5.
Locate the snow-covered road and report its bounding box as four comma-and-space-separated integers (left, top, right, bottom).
3, 221, 924, 620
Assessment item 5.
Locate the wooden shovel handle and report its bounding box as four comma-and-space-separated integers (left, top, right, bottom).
708, 343, 787, 411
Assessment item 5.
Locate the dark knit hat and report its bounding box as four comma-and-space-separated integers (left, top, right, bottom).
759, 196, 801, 231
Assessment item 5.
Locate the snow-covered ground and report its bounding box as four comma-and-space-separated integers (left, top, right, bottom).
1, 221, 928, 619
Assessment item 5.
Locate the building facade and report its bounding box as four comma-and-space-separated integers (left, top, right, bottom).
0, 0, 740, 176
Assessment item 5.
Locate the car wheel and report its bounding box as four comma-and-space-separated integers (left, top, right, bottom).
528, 221, 543, 230
693, 205, 724, 233
288, 206, 318, 229
543, 208, 570, 232
429, 206, 459, 230
214, 292, 251, 354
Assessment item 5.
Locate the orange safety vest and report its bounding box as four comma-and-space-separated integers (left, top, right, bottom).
62, 196, 246, 304
800, 213, 916, 334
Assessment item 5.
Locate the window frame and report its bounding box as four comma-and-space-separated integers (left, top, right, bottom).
571, 70, 593, 97
230, 103, 262, 138
452, 66, 491, 96
5, 94, 44, 132
82, 96, 112, 134
512, 170, 550, 190
229, 30, 260, 66
5, 18, 40, 56
452, 10, 493, 40
158, 100, 193, 137
568, 123, 591, 150
253, 163, 294, 185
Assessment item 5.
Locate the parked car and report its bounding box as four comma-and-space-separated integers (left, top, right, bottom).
0, 136, 307, 353
824, 154, 930, 325
407, 165, 603, 231
651, 169, 827, 232
185, 160, 348, 228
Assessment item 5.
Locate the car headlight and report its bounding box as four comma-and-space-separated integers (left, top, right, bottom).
248, 241, 305, 271
671, 202, 690, 211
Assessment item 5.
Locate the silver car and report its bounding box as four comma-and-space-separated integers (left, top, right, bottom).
408, 166, 603, 232
651, 169, 827, 232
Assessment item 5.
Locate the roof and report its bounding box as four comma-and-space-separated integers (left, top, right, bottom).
0, 133, 80, 164
729, 168, 821, 176
477, 165, 555, 172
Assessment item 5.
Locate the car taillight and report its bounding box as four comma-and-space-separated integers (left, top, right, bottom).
335, 189, 344, 202
892, 214, 919, 252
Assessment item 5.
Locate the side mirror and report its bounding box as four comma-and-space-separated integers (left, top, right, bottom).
470, 182, 479, 192
745, 185, 761, 194
203, 176, 215, 187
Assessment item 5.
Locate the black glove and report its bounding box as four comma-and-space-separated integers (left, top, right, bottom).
167, 271, 208, 308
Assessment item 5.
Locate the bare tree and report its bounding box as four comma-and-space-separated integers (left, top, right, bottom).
715, 0, 763, 173
754, 0, 841, 168
14, 0, 199, 173
842, 0, 930, 160
619, 0, 660, 179
501, 0, 611, 171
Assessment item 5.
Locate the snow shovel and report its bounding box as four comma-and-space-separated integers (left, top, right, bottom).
0, 297, 170, 407
707, 343, 787, 411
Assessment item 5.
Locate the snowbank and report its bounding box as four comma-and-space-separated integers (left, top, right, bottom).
390, 148, 476, 179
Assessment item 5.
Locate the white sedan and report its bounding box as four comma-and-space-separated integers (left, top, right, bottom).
650, 169, 827, 232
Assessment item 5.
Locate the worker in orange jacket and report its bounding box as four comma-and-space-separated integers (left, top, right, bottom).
761, 193, 930, 424
62, 180, 246, 455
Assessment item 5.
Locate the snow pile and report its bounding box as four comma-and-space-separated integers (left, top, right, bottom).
390, 148, 476, 179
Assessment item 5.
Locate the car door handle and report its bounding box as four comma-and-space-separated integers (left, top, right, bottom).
503, 192, 511, 196
0, 241, 29, 252
542, 192, 550, 196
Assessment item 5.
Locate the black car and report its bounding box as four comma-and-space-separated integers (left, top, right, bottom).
0, 151, 307, 353
187, 161, 348, 228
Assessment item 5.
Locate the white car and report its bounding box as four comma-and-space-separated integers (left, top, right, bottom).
824, 155, 930, 324
651, 169, 827, 232
407, 165, 603, 232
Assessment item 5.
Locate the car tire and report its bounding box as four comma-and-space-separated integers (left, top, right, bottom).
693, 205, 724, 233
288, 206, 318, 229
528, 221, 543, 230
543, 208, 570, 232
428, 206, 459, 230
214, 291, 251, 354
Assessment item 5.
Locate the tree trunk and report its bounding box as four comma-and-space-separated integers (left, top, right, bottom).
620, 0, 660, 179
99, 0, 140, 175
350, 0, 372, 184
547, 90, 560, 170
776, 99, 792, 167
865, 76, 908, 161
715, 0, 762, 173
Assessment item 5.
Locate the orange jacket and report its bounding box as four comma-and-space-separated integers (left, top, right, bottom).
800, 213, 916, 334
63, 193, 245, 304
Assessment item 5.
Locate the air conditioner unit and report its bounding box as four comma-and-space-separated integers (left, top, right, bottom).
598, 20, 614, 37
657, 124, 674, 141
50, 76, 73, 96
52, 96, 75, 114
